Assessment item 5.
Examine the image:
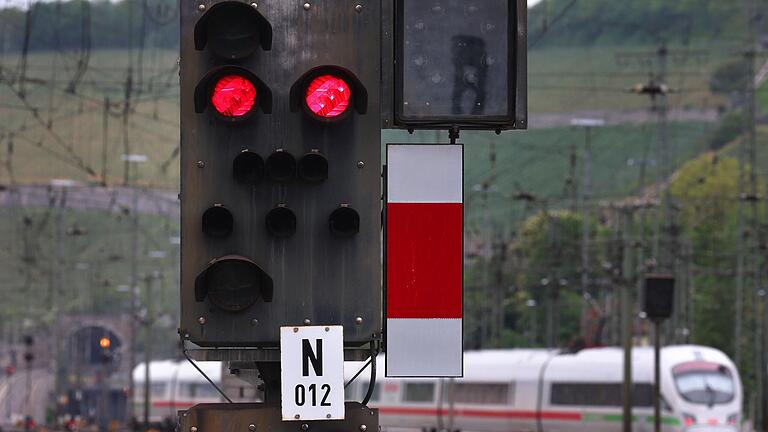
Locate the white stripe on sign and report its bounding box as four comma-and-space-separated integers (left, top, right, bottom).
387, 145, 462, 203
386, 318, 462, 377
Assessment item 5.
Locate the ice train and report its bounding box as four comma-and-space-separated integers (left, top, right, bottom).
134, 345, 741, 432
345, 345, 741, 432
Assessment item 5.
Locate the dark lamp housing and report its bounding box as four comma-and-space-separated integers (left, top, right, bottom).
194, 255, 273, 312
233, 151, 265, 185
202, 205, 234, 238
329, 206, 360, 238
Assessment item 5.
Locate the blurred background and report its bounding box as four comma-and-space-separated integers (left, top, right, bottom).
0, 0, 765, 431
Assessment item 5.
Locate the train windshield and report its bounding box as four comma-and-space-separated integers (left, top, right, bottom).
673, 361, 734, 405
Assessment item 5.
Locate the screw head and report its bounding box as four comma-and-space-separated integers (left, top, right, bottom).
198, 317, 206, 325
326, 414, 332, 419
250, 319, 259, 326
197, 4, 205, 12
294, 414, 300, 420
196, 160, 205, 168
190, 427, 198, 432
359, 426, 367, 432
325, 327, 330, 332
293, 327, 299, 333
303, 318, 311, 325
355, 317, 363, 325
357, 161, 365, 169
248, 425, 256, 432
300, 424, 309, 431
355, 4, 363, 12
303, 2, 311, 10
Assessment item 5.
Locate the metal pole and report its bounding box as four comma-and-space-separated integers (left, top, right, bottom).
581, 126, 592, 328
128, 188, 139, 424
99, 358, 108, 432
653, 320, 661, 432
24, 357, 30, 432
622, 209, 633, 432
101, 97, 109, 186
143, 274, 153, 428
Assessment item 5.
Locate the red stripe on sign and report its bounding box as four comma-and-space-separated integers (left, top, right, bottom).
386, 202, 462, 319
376, 406, 582, 421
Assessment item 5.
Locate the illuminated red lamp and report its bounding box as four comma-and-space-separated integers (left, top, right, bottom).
305, 75, 351, 119
194, 65, 272, 121
290, 66, 367, 122
211, 75, 257, 118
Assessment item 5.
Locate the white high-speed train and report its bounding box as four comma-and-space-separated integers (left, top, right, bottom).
134, 345, 741, 432
345, 345, 741, 432
132, 360, 222, 425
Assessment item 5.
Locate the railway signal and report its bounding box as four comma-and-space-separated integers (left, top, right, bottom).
179, 1, 526, 430
643, 274, 675, 432
180, 0, 381, 349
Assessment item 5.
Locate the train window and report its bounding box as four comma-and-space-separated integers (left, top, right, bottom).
550, 383, 653, 407
180, 382, 220, 399
673, 363, 734, 405
452, 383, 512, 405
133, 383, 166, 398
150, 383, 166, 398
404, 382, 435, 403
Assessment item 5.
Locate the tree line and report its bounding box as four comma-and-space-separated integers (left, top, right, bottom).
0, 0, 178, 53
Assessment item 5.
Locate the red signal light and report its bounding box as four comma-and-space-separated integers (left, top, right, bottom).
211, 75, 257, 117
305, 75, 351, 119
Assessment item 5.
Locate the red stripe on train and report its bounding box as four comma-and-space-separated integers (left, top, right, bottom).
377, 406, 582, 421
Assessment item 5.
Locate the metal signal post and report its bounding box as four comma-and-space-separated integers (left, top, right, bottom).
179, 1, 526, 430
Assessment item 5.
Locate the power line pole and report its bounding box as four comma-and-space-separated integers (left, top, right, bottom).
572, 118, 604, 333
101, 97, 109, 186
742, 0, 763, 429
127, 188, 139, 423
143, 272, 157, 429
621, 206, 635, 432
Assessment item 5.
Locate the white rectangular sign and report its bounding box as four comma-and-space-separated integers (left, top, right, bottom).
280, 326, 345, 421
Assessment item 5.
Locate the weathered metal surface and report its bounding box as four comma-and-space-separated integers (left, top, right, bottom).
179, 402, 378, 432
180, 1, 382, 348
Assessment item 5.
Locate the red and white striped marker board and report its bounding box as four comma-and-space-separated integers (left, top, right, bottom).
385, 144, 463, 377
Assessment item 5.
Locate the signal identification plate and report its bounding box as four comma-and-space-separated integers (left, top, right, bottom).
280, 326, 345, 421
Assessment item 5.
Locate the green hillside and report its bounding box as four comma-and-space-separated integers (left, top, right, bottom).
529, 0, 754, 48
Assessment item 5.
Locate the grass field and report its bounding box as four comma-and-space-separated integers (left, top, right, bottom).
0, 45, 734, 189
0, 45, 733, 247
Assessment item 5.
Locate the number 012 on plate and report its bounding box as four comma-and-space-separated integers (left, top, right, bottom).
280, 325, 345, 421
